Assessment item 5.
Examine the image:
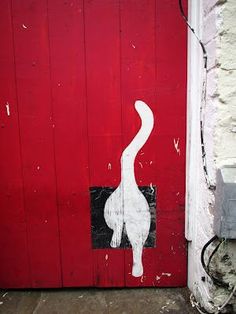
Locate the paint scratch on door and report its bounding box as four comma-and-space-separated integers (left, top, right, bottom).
173, 138, 181, 155
5, 102, 10, 116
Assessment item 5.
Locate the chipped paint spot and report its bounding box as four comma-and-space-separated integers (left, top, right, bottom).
138, 161, 143, 168
156, 273, 172, 281
6, 102, 10, 116
131, 43, 136, 49
173, 138, 181, 155
105, 254, 108, 260
162, 272, 171, 277
22, 24, 27, 29
150, 160, 153, 165
150, 182, 154, 194
37, 166, 40, 170
108, 163, 112, 170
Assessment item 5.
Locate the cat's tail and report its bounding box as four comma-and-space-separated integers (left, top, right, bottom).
122, 100, 154, 163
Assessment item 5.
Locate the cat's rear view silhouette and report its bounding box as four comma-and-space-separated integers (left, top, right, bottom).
104, 100, 154, 277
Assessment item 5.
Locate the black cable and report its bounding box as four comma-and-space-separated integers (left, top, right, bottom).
178, 0, 207, 68
207, 239, 222, 273
178, 0, 216, 191
201, 235, 229, 289
201, 235, 218, 274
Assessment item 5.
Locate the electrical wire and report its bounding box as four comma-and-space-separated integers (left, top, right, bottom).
217, 284, 236, 313
178, 1, 236, 311
201, 235, 229, 289
197, 235, 236, 313
178, 0, 216, 191
207, 239, 224, 273
191, 288, 236, 314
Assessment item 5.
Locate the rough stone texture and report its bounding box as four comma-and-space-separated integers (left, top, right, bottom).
0, 288, 198, 314
187, 0, 236, 312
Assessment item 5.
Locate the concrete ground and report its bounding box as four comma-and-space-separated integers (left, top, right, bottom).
0, 288, 198, 314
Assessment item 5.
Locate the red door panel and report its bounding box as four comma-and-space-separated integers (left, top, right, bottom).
10, 0, 62, 287
0, 0, 187, 288
0, 0, 31, 288
47, 0, 93, 287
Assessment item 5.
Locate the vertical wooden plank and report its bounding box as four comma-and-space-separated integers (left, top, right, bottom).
0, 0, 30, 288
153, 0, 187, 286
11, 0, 62, 287
47, 0, 93, 286
120, 0, 187, 286
84, 0, 124, 287
120, 0, 157, 286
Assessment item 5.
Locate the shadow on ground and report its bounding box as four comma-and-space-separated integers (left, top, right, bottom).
0, 288, 198, 314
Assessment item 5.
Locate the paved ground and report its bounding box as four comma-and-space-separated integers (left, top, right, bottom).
0, 288, 198, 314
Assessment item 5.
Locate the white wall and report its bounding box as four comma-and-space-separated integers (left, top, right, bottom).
187, 0, 236, 311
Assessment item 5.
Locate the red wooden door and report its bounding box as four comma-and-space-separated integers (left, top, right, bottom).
0, 0, 187, 288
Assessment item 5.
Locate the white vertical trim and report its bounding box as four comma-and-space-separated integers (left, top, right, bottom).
185, 0, 203, 241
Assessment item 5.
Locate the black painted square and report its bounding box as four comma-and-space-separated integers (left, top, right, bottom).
90, 186, 156, 249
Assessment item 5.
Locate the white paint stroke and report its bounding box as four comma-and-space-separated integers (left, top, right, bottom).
173, 138, 181, 155
104, 100, 154, 277
138, 161, 143, 168
6, 102, 10, 116
155, 272, 172, 281
150, 182, 154, 194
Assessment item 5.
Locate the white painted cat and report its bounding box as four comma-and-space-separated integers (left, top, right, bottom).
104, 100, 154, 277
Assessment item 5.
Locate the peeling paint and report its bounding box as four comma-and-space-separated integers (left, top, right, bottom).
150, 183, 154, 194
138, 161, 143, 168
162, 272, 172, 277
173, 138, 181, 155
5, 102, 10, 116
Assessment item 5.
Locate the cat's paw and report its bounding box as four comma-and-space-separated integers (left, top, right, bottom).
132, 263, 143, 277
110, 230, 122, 248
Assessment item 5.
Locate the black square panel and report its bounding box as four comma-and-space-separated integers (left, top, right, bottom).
90, 186, 156, 249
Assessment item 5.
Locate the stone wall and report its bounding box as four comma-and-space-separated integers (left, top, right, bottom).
187, 0, 236, 312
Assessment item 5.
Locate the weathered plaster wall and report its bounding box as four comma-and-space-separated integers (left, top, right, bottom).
187, 0, 236, 312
